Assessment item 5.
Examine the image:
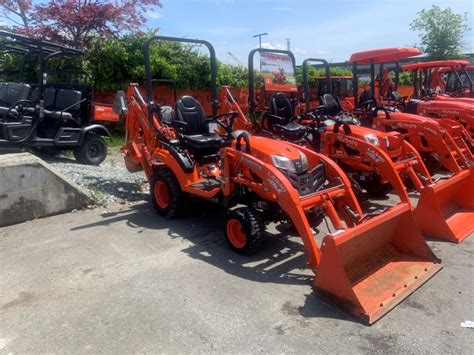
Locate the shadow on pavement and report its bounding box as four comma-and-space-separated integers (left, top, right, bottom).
71, 202, 360, 324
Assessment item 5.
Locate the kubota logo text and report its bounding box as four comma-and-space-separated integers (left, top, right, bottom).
424, 126, 438, 135
267, 172, 287, 193
366, 148, 385, 163
240, 156, 262, 171
337, 134, 358, 147
391, 122, 417, 130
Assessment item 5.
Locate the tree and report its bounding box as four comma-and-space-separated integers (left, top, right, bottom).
87, 32, 216, 92
0, 0, 162, 48
410, 5, 470, 60
295, 66, 352, 87
0, 0, 32, 29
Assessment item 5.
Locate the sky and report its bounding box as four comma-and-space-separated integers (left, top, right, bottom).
148, 0, 473, 65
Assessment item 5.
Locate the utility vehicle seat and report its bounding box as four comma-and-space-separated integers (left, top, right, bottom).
267, 92, 307, 139
30, 87, 56, 108
0, 83, 31, 117
44, 89, 82, 121
173, 95, 222, 150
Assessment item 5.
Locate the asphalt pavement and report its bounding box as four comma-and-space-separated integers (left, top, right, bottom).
1, 202, 473, 353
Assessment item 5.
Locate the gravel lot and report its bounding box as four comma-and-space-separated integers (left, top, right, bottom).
41, 148, 149, 207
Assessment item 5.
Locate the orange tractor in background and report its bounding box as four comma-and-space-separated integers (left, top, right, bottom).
115, 36, 442, 324
401, 60, 474, 101
347, 49, 474, 138
442, 63, 474, 98
347, 48, 474, 146
402, 60, 474, 103
219, 48, 473, 243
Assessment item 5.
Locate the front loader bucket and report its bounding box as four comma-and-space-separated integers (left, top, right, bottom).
314, 204, 442, 324
414, 170, 474, 243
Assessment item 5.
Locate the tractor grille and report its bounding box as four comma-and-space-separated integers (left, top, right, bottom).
287, 163, 326, 196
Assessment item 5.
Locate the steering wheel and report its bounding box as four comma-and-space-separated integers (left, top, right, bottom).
357, 99, 376, 110
304, 104, 326, 115
337, 113, 361, 126
4, 100, 35, 122
333, 119, 352, 135
212, 111, 239, 137
371, 106, 391, 120
397, 95, 408, 106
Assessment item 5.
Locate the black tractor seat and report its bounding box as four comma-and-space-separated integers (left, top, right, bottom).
273, 121, 308, 139
173, 96, 223, 161
321, 93, 344, 116
266, 92, 307, 141
321, 93, 360, 125
182, 134, 222, 150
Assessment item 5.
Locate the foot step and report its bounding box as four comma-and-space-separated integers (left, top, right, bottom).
189, 178, 221, 191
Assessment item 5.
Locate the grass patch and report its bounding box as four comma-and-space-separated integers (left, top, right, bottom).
89, 186, 106, 203
106, 132, 125, 148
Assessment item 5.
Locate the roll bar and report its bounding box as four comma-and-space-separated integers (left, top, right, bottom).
143, 35, 218, 125
351, 60, 401, 106
302, 58, 331, 110
247, 48, 296, 115
460, 65, 473, 94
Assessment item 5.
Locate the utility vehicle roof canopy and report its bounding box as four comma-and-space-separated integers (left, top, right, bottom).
403, 60, 470, 71
0, 30, 83, 55
348, 47, 422, 64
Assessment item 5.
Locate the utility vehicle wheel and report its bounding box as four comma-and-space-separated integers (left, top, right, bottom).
150, 169, 186, 219
74, 133, 107, 165
225, 207, 265, 255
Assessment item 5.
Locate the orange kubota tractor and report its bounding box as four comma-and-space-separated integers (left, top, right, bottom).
348, 48, 474, 138
442, 64, 474, 99
114, 36, 442, 324
347, 48, 474, 153
307, 54, 474, 243
401, 60, 474, 102
220, 48, 473, 243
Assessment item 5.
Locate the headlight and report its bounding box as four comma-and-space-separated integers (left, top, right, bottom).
299, 151, 309, 171
271, 152, 309, 174
364, 134, 380, 146
271, 155, 296, 173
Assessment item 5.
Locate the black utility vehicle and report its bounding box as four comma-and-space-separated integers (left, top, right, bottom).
0, 31, 109, 165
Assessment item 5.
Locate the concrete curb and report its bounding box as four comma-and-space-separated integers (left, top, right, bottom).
0, 153, 92, 227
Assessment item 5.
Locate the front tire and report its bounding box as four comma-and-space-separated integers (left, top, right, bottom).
150, 169, 186, 218
74, 133, 107, 165
224, 207, 265, 255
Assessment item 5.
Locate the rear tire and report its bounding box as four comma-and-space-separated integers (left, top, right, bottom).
224, 207, 265, 255
74, 133, 107, 165
150, 169, 186, 219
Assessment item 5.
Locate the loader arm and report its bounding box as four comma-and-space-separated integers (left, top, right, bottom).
218, 86, 253, 132
221, 145, 362, 269
322, 131, 418, 204
374, 114, 471, 172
